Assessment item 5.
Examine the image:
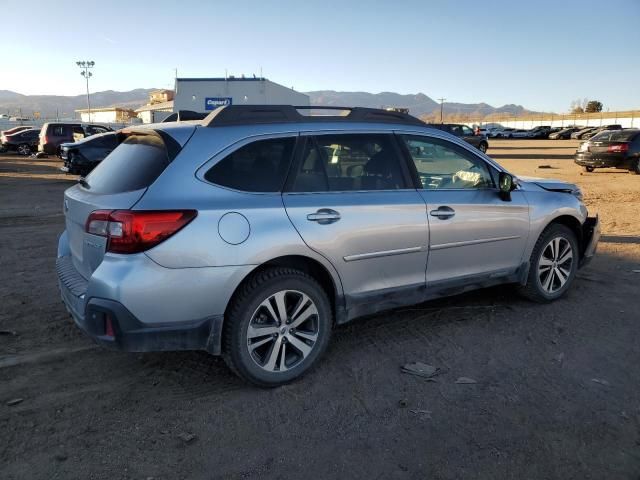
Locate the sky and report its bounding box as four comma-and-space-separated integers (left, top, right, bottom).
1, 0, 639, 113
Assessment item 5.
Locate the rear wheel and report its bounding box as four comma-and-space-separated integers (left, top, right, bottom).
630, 158, 640, 175
17, 143, 31, 156
478, 142, 488, 153
583, 166, 594, 173
223, 268, 332, 387
519, 224, 578, 303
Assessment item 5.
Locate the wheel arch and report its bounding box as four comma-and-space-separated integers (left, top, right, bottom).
224, 254, 346, 328
544, 214, 584, 254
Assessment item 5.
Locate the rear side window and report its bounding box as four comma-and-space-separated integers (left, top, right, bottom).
204, 137, 295, 192
291, 134, 408, 192
52, 126, 65, 136
84, 133, 170, 194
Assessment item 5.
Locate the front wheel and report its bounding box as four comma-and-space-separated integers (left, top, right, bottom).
17, 143, 31, 156
478, 142, 488, 153
583, 166, 594, 173
223, 268, 332, 387
519, 224, 579, 303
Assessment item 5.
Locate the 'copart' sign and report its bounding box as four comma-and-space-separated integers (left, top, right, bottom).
205, 97, 232, 110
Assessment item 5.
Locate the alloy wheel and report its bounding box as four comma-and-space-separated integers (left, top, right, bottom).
538, 237, 574, 294
246, 290, 319, 372
18, 144, 30, 156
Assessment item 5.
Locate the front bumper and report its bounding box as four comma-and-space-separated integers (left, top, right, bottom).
56, 255, 224, 354
579, 215, 600, 268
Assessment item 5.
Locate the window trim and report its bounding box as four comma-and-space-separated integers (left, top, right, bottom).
283, 131, 414, 194
396, 133, 497, 191
196, 132, 299, 195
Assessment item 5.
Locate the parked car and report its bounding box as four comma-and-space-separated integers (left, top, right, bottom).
575, 129, 640, 173
485, 127, 505, 138
581, 124, 623, 140
428, 123, 489, 152
60, 131, 119, 175
85, 124, 113, 136
498, 128, 516, 138
56, 105, 599, 386
529, 126, 552, 139
38, 123, 113, 155
571, 127, 595, 139
512, 129, 535, 138
39, 123, 84, 155
549, 127, 582, 140
1, 128, 40, 155
0, 125, 34, 151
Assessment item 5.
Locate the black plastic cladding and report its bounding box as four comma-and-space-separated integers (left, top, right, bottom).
202, 105, 427, 128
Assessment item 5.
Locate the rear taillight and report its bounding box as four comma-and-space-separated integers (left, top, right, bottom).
85, 210, 197, 254
607, 143, 629, 153
43, 135, 49, 144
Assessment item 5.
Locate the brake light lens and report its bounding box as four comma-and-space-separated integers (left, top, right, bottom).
608, 143, 629, 153
85, 210, 197, 254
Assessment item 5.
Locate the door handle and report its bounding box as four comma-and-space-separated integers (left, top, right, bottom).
429, 206, 455, 219
307, 209, 341, 224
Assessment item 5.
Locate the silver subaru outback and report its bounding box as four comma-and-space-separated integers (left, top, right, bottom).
57, 106, 599, 386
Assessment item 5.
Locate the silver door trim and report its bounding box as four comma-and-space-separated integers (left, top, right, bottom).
343, 246, 424, 262
430, 235, 521, 251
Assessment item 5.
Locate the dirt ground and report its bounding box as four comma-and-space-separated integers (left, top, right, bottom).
1, 139, 639, 479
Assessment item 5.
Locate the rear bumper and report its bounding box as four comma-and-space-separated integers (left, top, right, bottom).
56, 255, 225, 355
579, 215, 600, 268
574, 153, 629, 168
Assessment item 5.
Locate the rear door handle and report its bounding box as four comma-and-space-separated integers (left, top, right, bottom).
307, 209, 341, 224
430, 206, 455, 220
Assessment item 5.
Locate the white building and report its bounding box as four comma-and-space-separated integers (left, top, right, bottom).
135, 101, 174, 124
75, 107, 136, 124
173, 77, 309, 113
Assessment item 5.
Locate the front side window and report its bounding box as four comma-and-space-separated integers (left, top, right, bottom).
204, 137, 295, 192
400, 135, 494, 190
291, 134, 407, 192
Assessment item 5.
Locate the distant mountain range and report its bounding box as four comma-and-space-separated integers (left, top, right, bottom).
0, 89, 155, 117
307, 90, 534, 118
0, 88, 534, 119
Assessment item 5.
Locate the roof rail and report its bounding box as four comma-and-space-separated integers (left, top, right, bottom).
202, 105, 426, 128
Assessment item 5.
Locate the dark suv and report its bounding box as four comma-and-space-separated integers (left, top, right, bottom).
427, 123, 489, 153
38, 123, 112, 155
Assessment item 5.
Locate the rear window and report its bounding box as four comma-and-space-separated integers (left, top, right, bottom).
84, 133, 170, 194
204, 137, 295, 192
591, 130, 639, 142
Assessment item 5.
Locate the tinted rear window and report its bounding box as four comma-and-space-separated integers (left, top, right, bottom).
591, 130, 639, 142
84, 133, 169, 194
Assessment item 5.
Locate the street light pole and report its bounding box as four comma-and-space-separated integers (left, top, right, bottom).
437, 98, 446, 124
76, 60, 95, 122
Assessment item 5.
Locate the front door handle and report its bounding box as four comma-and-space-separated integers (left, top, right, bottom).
430, 206, 455, 220
307, 208, 341, 224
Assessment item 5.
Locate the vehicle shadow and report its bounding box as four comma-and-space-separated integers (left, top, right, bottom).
600, 234, 640, 244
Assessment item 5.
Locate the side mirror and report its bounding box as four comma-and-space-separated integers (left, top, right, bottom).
498, 172, 516, 201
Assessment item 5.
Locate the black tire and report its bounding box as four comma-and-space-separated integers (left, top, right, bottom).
583, 166, 594, 173
478, 142, 488, 153
17, 143, 31, 156
223, 267, 332, 387
629, 157, 640, 175
518, 224, 579, 303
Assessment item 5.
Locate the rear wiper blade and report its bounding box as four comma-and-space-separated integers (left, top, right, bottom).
78, 177, 90, 189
